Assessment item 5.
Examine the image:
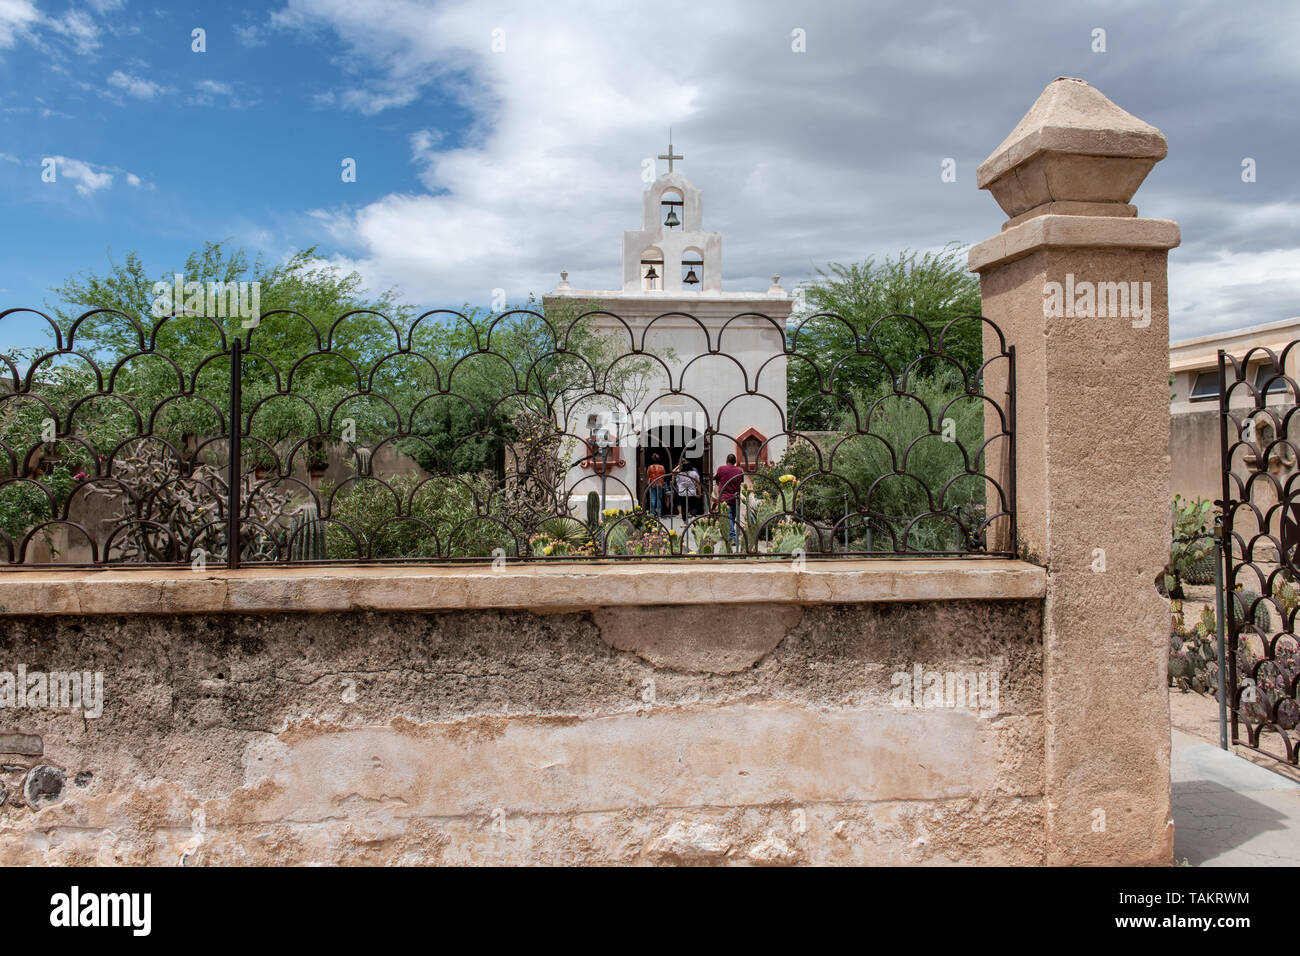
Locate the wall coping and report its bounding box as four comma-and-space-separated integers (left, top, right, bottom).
968, 214, 1181, 273
0, 559, 1046, 616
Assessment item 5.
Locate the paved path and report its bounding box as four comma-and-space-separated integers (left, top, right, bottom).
1173, 727, 1300, 865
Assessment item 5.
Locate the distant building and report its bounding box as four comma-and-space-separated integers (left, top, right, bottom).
1170, 316, 1300, 503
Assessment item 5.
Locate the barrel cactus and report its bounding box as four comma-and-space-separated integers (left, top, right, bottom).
289, 502, 327, 561
1182, 536, 1218, 585
585, 490, 600, 534
1230, 588, 1273, 632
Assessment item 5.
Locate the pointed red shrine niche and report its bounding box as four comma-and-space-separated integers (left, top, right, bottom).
582, 434, 625, 473
735, 428, 770, 473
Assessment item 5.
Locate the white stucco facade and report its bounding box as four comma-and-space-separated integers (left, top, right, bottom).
544, 160, 795, 511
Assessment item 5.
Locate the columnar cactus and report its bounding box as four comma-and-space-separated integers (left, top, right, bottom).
289, 502, 326, 561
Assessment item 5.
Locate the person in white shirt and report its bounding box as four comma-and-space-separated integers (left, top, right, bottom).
675, 463, 701, 521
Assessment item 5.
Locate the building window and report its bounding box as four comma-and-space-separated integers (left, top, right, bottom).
1188, 371, 1219, 402
1253, 363, 1288, 397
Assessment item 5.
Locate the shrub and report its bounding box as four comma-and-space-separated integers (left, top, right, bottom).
1164, 495, 1216, 595
765, 375, 987, 552
321, 472, 508, 559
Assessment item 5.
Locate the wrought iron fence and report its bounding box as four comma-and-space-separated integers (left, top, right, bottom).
1218, 345, 1300, 764
0, 306, 1015, 566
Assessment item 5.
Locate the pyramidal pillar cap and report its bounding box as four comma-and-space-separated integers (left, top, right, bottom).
977, 77, 1168, 223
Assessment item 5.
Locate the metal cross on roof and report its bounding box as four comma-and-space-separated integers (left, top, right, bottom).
658, 131, 682, 173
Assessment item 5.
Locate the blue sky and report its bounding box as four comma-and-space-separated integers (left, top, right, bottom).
1, 0, 1298, 353
0, 0, 476, 348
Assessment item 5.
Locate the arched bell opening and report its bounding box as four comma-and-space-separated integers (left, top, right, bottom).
640, 247, 664, 291
660, 189, 683, 230
681, 247, 704, 289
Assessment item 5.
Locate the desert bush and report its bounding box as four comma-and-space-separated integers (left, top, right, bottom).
765, 375, 986, 552
321, 472, 508, 559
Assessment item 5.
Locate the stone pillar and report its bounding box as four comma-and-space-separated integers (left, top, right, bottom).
969, 77, 1179, 864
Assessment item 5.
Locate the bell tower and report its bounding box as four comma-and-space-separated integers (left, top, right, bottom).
621, 137, 723, 294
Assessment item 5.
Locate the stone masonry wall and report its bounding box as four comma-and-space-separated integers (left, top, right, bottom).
0, 599, 1042, 865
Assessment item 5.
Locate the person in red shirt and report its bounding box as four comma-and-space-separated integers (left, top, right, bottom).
714, 453, 745, 544
646, 453, 667, 516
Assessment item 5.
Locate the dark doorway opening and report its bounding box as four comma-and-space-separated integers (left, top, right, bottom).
637, 424, 710, 515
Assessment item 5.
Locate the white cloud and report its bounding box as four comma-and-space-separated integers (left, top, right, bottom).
0, 0, 38, 48
44, 155, 147, 196
235, 21, 268, 48
190, 78, 255, 108
270, 0, 720, 306
107, 69, 166, 100
269, 0, 1300, 336
409, 128, 442, 170
195, 79, 232, 96
49, 9, 99, 53
1171, 247, 1300, 339
51, 156, 113, 196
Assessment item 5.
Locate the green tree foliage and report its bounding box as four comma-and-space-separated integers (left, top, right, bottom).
788, 244, 982, 429
763, 376, 988, 552
36, 242, 411, 473
2, 244, 668, 561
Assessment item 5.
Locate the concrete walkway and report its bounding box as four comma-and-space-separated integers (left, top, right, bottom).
1173, 727, 1300, 865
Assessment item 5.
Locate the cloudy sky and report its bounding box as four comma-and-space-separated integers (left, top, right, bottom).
0, 0, 1296, 349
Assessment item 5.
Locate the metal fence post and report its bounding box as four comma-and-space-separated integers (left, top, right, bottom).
1216, 348, 1237, 746
227, 337, 242, 570
1213, 514, 1228, 750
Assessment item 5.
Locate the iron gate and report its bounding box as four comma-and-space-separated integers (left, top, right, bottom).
1218, 345, 1300, 765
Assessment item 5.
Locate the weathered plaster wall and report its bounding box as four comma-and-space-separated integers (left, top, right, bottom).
1170, 408, 1221, 503
0, 599, 1043, 865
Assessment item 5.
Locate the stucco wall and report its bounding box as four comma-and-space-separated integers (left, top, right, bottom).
1170, 408, 1221, 503
0, 597, 1044, 865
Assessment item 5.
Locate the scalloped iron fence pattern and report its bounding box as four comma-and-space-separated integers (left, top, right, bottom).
0, 307, 1015, 567
1219, 346, 1300, 764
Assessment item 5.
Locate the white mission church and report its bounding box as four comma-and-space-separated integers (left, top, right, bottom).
544, 141, 795, 512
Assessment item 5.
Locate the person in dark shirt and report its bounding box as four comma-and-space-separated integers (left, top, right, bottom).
714, 453, 745, 544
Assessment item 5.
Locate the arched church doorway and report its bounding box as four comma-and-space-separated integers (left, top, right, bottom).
637, 423, 711, 514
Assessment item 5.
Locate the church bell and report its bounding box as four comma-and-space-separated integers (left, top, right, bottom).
683, 267, 699, 285
663, 207, 680, 228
